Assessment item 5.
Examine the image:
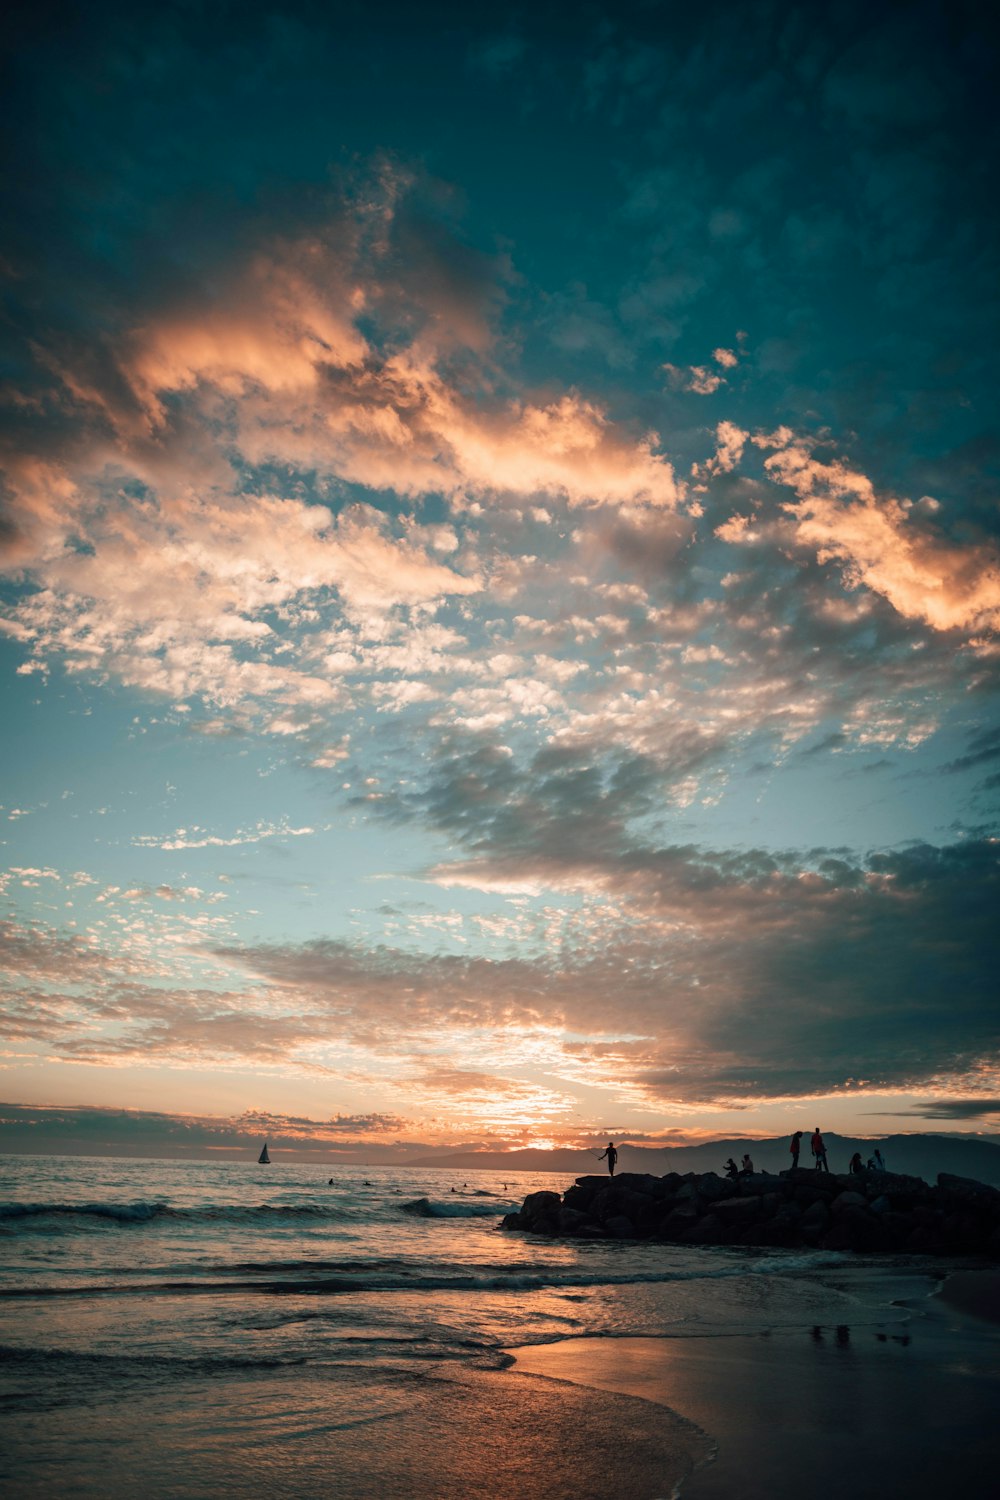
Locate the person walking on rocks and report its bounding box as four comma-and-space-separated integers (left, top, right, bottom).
811, 1127, 829, 1172
790, 1130, 803, 1169
599, 1141, 618, 1177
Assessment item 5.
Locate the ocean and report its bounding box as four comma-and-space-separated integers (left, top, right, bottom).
2, 1154, 999, 1498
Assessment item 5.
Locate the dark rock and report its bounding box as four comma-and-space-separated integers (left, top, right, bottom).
518, 1190, 561, 1234
605, 1214, 637, 1239
695, 1172, 728, 1203
749, 1220, 796, 1247
713, 1195, 759, 1225
737, 1173, 786, 1196
499, 1164, 1000, 1257
684, 1213, 725, 1245
799, 1200, 830, 1240
831, 1190, 867, 1214
660, 1204, 699, 1236
558, 1205, 590, 1234
563, 1178, 606, 1213
937, 1173, 1000, 1208
611, 1172, 663, 1196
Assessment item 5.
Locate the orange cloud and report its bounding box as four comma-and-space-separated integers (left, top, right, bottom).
740, 435, 1000, 635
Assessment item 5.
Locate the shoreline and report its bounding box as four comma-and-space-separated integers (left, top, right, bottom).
505, 1263, 1000, 1500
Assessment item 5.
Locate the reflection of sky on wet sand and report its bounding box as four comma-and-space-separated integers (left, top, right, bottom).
508, 1284, 1000, 1499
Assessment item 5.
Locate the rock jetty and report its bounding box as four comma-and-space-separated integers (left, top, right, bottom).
500, 1169, 1000, 1256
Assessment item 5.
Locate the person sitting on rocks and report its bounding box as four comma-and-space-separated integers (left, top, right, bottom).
872, 1148, 886, 1172
849, 1151, 864, 1175
599, 1141, 618, 1177
724, 1157, 739, 1180
740, 1153, 754, 1176
790, 1130, 804, 1169
811, 1127, 829, 1172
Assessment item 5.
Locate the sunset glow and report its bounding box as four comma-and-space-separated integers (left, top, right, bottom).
2, 1, 998, 1161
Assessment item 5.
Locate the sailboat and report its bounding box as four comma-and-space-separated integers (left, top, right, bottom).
258, 1142, 270, 1164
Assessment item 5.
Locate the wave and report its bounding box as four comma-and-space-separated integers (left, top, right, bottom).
0, 1200, 354, 1230
0, 1342, 307, 1375
1, 1201, 174, 1226
0, 1248, 844, 1303
399, 1197, 501, 1219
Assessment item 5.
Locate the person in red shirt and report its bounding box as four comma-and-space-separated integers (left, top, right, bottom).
790, 1130, 804, 1169
811, 1128, 829, 1172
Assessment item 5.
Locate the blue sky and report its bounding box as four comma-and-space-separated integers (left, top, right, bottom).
1, 0, 998, 1155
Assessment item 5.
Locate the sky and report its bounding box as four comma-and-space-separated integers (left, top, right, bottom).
1, 0, 999, 1160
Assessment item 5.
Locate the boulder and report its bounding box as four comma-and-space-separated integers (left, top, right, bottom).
713, 1195, 759, 1224
659, 1203, 699, 1236
695, 1172, 729, 1204
684, 1213, 725, 1245
738, 1173, 787, 1197
831, 1190, 867, 1215
518, 1190, 561, 1234
499, 1164, 1000, 1257
563, 1177, 606, 1213
799, 1200, 830, 1238
937, 1173, 1000, 1208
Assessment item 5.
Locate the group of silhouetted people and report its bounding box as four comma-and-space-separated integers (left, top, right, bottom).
598, 1133, 887, 1183
790, 1130, 885, 1174
722, 1133, 889, 1178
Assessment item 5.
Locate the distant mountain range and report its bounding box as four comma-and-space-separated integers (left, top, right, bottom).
412, 1134, 1000, 1186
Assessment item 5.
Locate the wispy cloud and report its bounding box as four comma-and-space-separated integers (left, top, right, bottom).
133, 820, 318, 851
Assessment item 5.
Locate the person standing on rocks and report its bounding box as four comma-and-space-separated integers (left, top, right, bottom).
811, 1127, 829, 1172
599, 1141, 618, 1177
790, 1130, 804, 1169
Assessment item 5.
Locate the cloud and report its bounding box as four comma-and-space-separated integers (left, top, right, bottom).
0, 1102, 405, 1157
753, 433, 1000, 634
133, 819, 318, 851
895, 1099, 1000, 1121
663, 362, 724, 395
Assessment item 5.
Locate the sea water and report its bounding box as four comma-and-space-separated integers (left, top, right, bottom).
0, 1154, 957, 1498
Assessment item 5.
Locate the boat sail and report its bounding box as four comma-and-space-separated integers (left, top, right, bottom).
258, 1142, 270, 1164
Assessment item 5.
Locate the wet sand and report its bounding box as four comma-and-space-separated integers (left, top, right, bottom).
0, 1358, 706, 1500
507, 1268, 1000, 1500
935, 1267, 1000, 1324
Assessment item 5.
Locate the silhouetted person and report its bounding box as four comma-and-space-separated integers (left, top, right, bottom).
790, 1130, 803, 1169
740, 1153, 754, 1177
599, 1141, 618, 1177
811, 1127, 829, 1172
848, 1152, 864, 1175
872, 1148, 886, 1172
724, 1157, 739, 1180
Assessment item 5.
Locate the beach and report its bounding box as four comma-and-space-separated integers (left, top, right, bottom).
509, 1264, 1000, 1499
2, 1155, 999, 1499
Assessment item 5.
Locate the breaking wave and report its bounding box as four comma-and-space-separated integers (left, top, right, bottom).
399, 1197, 503, 1219
0, 1200, 353, 1230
